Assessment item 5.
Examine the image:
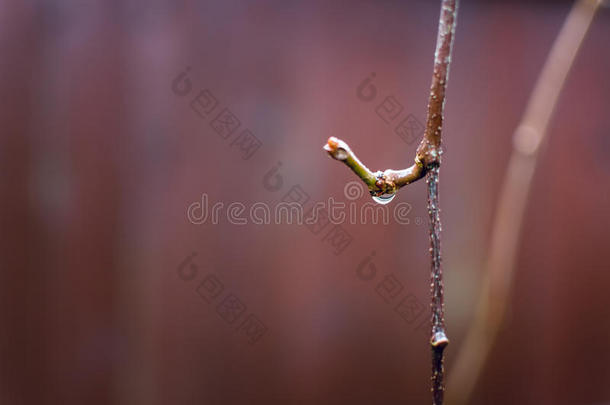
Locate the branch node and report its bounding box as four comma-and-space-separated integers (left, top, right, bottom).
431, 330, 450, 349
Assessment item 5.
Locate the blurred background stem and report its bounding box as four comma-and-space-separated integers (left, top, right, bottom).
447, 1, 603, 403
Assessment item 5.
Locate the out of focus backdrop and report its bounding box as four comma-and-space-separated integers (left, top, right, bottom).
1, 1, 609, 404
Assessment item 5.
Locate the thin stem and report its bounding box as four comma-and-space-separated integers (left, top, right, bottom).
428, 166, 449, 405
324, 136, 424, 196
446, 1, 602, 404
425, 1, 458, 404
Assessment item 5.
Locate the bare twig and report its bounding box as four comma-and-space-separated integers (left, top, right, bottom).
428, 166, 449, 405
323, 1, 458, 404
323, 136, 424, 196
446, 1, 602, 404
425, 2, 458, 405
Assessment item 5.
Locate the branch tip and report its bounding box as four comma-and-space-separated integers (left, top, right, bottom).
323, 136, 349, 161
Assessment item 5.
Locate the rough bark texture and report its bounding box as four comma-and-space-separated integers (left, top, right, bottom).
423, 1, 457, 404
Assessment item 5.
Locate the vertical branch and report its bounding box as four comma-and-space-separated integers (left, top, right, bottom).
428, 166, 448, 405
423, 1, 458, 405
446, 1, 602, 404
416, 0, 458, 167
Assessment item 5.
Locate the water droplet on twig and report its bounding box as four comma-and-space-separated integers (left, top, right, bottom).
372, 193, 396, 205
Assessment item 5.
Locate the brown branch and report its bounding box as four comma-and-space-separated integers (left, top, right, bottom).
323, 1, 459, 404
446, 1, 602, 404
419, 0, 457, 168
425, 2, 457, 405
324, 0, 457, 197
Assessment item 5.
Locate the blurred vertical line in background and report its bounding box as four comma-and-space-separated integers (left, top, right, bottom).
447, 1, 603, 404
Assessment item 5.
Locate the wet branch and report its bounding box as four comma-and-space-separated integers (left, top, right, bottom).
323, 136, 424, 196
425, 2, 457, 405
323, 1, 458, 404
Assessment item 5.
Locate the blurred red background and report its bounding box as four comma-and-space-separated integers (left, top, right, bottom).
1, 1, 609, 404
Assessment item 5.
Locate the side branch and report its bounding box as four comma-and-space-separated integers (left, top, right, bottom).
323, 0, 457, 197
324, 136, 424, 196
